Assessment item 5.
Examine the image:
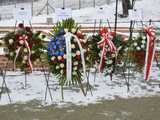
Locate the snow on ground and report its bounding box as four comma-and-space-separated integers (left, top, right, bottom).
0, 63, 160, 106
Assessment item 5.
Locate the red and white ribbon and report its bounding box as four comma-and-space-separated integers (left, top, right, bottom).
98, 28, 117, 72
144, 25, 156, 81
14, 34, 33, 71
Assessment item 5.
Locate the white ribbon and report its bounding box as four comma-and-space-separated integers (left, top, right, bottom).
64, 32, 87, 84
14, 47, 22, 70
65, 32, 72, 83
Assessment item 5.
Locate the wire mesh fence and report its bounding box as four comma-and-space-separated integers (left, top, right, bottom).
0, 0, 114, 20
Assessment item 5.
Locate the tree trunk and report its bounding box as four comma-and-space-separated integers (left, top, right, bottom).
122, 0, 132, 16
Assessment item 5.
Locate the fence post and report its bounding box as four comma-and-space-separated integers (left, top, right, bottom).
63, 0, 65, 8
31, 0, 33, 16
93, 0, 95, 7
79, 0, 81, 9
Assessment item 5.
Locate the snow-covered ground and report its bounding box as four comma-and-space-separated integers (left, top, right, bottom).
0, 63, 160, 106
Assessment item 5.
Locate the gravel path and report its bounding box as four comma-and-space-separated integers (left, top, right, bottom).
0, 96, 160, 120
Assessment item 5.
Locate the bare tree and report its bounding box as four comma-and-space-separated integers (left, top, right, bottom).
120, 0, 132, 17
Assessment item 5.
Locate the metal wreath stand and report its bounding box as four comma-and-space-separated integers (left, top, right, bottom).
0, 21, 53, 103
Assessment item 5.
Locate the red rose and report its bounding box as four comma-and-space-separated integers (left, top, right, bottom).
15, 33, 20, 40
25, 26, 31, 32
60, 57, 65, 62
76, 55, 81, 60
29, 44, 32, 49
18, 23, 24, 28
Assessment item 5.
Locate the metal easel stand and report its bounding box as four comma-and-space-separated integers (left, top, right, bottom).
0, 60, 11, 103
120, 20, 135, 92
85, 68, 93, 96
41, 65, 53, 102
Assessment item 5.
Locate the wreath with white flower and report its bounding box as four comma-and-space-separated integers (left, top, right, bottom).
48, 19, 93, 95
2, 23, 46, 71
123, 31, 147, 72
88, 28, 127, 76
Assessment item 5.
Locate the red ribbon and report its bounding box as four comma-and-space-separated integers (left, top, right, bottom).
144, 25, 156, 81
98, 28, 117, 72
19, 34, 28, 42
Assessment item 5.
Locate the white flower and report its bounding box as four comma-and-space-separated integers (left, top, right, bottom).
64, 28, 68, 33
136, 47, 141, 50
22, 60, 26, 64
71, 44, 75, 49
82, 39, 87, 43
19, 40, 24, 45
86, 57, 89, 60
107, 60, 113, 64
87, 48, 90, 51
88, 45, 92, 48
23, 56, 28, 60
58, 56, 62, 60
124, 38, 129, 42
60, 63, 65, 68
9, 39, 14, 44
125, 48, 128, 51
0, 40, 4, 44
142, 36, 146, 40
76, 51, 81, 55
72, 71, 77, 75
107, 69, 112, 73
73, 67, 77, 71
71, 28, 76, 33
51, 56, 55, 61
142, 40, 146, 44
141, 45, 145, 48
73, 61, 78, 65
23, 48, 28, 53
56, 66, 60, 69
133, 42, 138, 46
9, 52, 14, 56
60, 70, 63, 74
31, 50, 35, 54
132, 37, 136, 41
34, 61, 37, 65
36, 59, 40, 62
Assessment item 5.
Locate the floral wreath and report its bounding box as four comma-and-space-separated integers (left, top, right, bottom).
48, 19, 95, 96
2, 23, 46, 72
